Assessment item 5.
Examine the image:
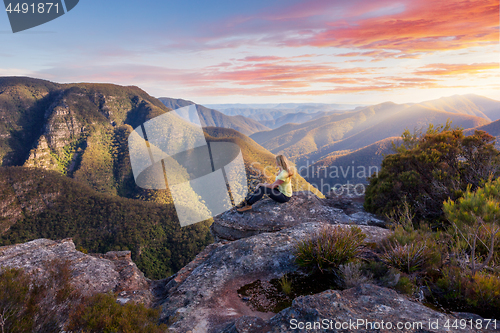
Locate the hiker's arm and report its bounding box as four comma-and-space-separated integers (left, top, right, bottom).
258, 180, 284, 189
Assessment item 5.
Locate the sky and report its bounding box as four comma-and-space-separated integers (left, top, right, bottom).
1, 0, 499, 104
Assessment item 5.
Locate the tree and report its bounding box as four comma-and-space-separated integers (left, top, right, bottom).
443, 178, 500, 275
364, 123, 500, 222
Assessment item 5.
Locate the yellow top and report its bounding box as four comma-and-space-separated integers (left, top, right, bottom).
276, 170, 292, 197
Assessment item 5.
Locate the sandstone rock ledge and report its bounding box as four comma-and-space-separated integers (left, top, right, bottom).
159, 221, 392, 333
0, 238, 152, 305
224, 284, 498, 333
211, 191, 386, 241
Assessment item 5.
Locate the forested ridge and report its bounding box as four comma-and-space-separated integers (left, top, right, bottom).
0, 167, 212, 279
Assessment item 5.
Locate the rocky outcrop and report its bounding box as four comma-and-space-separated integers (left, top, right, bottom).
160, 192, 498, 332
3, 192, 496, 333
158, 222, 392, 332
0, 238, 152, 305
325, 185, 386, 227
211, 191, 385, 241
25, 94, 85, 171
225, 284, 498, 333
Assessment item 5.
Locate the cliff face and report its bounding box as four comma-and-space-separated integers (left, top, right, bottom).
21, 85, 167, 179
0, 77, 167, 172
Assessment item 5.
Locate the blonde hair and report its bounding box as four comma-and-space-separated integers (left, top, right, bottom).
276, 155, 295, 177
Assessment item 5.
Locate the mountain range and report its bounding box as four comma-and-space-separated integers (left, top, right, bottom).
250, 96, 497, 162
0, 76, 321, 280
237, 94, 497, 189
159, 97, 270, 135
1, 76, 499, 277
205, 103, 365, 129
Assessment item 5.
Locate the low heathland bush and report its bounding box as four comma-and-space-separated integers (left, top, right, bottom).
294, 225, 366, 272
67, 292, 168, 333
381, 242, 431, 274
444, 177, 500, 275
0, 262, 167, 333
339, 262, 373, 288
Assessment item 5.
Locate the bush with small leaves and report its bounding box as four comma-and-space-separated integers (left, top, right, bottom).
381, 202, 447, 271
465, 272, 500, 309
365, 123, 500, 222
294, 225, 366, 272
435, 266, 500, 317
395, 276, 417, 295
444, 177, 500, 275
339, 262, 373, 288
0, 268, 34, 333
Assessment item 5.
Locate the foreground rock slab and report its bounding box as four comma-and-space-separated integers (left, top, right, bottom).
158, 222, 392, 333
0, 238, 151, 304
262, 284, 498, 333
212, 191, 386, 241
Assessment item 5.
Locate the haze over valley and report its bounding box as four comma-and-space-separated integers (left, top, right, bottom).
158, 92, 500, 190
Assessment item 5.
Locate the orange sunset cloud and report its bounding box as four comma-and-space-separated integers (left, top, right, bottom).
415, 62, 499, 75
285, 0, 499, 54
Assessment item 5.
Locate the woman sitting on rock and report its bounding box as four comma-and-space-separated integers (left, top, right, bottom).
236, 154, 294, 212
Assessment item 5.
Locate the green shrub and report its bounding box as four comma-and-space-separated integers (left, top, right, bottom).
395, 275, 417, 295
381, 242, 431, 273
435, 266, 500, 317
381, 205, 446, 271
435, 266, 463, 298
67, 293, 168, 333
278, 274, 292, 295
465, 273, 500, 309
0, 261, 80, 333
294, 225, 366, 272
339, 262, 373, 288
443, 177, 500, 275
0, 268, 34, 333
365, 123, 500, 222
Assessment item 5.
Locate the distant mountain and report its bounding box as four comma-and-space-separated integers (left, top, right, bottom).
465, 118, 500, 136
305, 115, 500, 192
251, 100, 490, 169
206, 103, 364, 126
306, 104, 489, 157
294, 94, 500, 192
159, 97, 270, 135
205, 102, 364, 111
259, 111, 328, 129
303, 137, 400, 190
0, 77, 168, 171
417, 94, 500, 121
217, 108, 297, 120
464, 118, 500, 149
